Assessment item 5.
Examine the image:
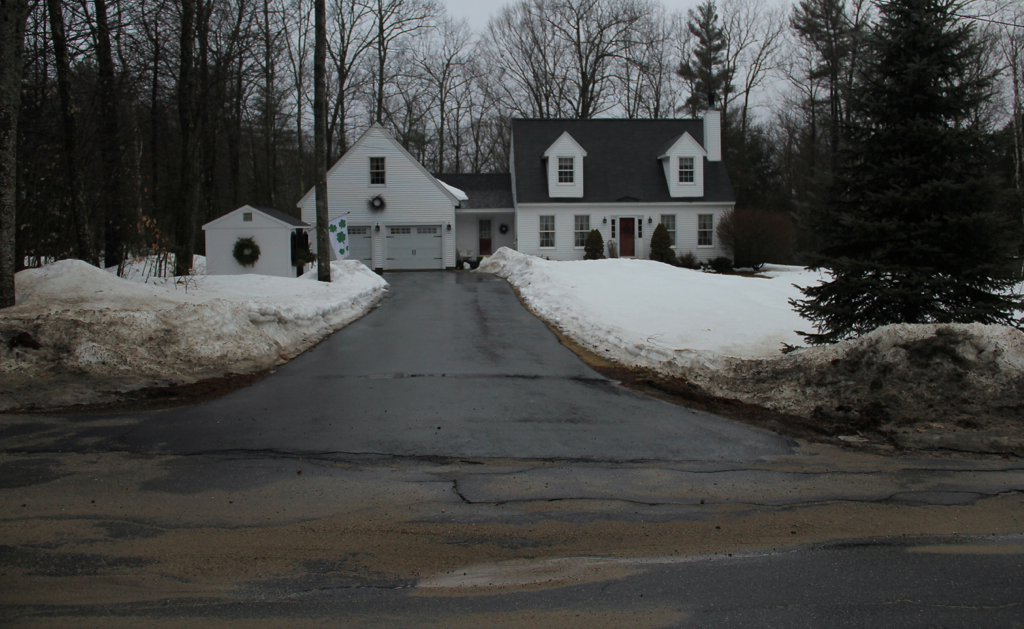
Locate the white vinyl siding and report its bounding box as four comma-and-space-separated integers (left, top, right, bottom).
574, 215, 589, 247
660, 214, 676, 246
698, 214, 714, 247
298, 126, 457, 269
544, 132, 585, 198
517, 204, 730, 262
539, 215, 555, 248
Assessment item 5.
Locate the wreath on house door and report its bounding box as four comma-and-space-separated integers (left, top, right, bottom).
233, 236, 261, 267
499, 223, 509, 235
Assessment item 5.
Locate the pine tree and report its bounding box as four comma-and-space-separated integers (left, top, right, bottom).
584, 229, 605, 260
648, 223, 676, 264
792, 0, 1022, 345
677, 1, 731, 115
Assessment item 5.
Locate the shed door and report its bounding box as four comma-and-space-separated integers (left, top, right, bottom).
385, 226, 443, 270
348, 226, 372, 267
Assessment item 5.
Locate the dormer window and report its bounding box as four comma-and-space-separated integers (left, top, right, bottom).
369, 157, 386, 185
543, 132, 586, 198
558, 158, 575, 183
678, 157, 695, 184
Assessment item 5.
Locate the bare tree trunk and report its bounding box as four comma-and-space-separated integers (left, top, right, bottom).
314, 0, 329, 281
95, 0, 125, 269
47, 0, 94, 263
0, 0, 30, 307
175, 0, 201, 276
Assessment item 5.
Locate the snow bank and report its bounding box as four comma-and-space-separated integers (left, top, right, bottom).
479, 247, 823, 364
0, 260, 387, 404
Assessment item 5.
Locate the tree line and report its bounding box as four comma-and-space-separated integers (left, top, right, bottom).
0, 0, 1022, 307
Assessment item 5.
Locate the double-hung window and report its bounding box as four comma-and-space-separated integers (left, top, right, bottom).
558, 157, 574, 183
697, 214, 714, 246
369, 157, 386, 185
660, 215, 676, 246
539, 215, 555, 248
574, 215, 590, 247
678, 157, 695, 184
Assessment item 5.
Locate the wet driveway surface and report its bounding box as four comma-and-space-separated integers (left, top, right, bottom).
112, 272, 793, 461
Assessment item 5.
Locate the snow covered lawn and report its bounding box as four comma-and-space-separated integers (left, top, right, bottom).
0, 259, 387, 409
478, 247, 822, 367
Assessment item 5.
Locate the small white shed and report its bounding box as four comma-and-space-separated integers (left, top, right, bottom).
203, 205, 310, 277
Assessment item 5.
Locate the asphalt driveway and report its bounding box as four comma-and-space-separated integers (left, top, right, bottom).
114, 272, 793, 461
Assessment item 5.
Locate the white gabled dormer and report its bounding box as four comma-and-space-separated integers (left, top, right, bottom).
543, 131, 586, 198
658, 132, 706, 198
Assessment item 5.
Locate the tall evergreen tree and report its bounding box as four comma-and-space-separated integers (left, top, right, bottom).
677, 1, 731, 115
793, 0, 1021, 344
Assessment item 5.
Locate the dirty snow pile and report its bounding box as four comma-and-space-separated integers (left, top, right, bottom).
0, 259, 387, 409
480, 248, 1024, 435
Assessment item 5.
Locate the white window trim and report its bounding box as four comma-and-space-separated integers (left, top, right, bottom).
369, 156, 386, 187
697, 214, 714, 248
539, 215, 556, 249
573, 215, 590, 249
557, 157, 575, 185
678, 157, 696, 185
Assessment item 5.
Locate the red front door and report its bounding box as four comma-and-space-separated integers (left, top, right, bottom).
620, 217, 635, 257
479, 219, 492, 255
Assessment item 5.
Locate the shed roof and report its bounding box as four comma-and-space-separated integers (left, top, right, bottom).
511, 119, 734, 205
247, 205, 309, 227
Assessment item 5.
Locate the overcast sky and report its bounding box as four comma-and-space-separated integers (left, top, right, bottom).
444, 0, 705, 32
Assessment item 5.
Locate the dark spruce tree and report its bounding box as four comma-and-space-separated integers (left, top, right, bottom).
792, 0, 1022, 345
648, 223, 676, 264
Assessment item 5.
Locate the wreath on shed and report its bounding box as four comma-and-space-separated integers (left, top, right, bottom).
499, 223, 509, 235
233, 236, 261, 267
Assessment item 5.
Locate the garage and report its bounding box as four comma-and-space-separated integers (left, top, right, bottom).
386, 225, 443, 270
348, 226, 373, 266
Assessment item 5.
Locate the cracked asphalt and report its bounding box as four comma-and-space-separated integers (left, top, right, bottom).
2, 272, 1023, 627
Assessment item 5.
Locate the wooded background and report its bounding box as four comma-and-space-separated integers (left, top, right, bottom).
6, 0, 1024, 274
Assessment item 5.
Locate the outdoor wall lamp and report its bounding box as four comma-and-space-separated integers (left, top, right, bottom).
375, 223, 381, 232
447, 222, 452, 231
602, 217, 607, 224
648, 216, 653, 224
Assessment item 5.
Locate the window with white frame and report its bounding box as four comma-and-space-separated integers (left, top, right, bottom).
370, 157, 386, 185
558, 157, 574, 183
660, 215, 676, 246
540, 215, 555, 247
698, 214, 714, 246
678, 157, 695, 184
574, 215, 590, 247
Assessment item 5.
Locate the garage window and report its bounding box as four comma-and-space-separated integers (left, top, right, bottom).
417, 227, 438, 234
370, 157, 386, 185
390, 227, 411, 235
350, 227, 368, 235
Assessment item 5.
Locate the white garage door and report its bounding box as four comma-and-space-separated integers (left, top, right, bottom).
348, 226, 372, 267
385, 226, 443, 270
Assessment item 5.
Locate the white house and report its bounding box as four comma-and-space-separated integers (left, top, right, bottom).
297, 123, 462, 271
509, 113, 734, 261
203, 205, 309, 277
294, 114, 733, 272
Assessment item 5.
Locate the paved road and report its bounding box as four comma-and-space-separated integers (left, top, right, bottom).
107, 272, 793, 461
3, 271, 1023, 627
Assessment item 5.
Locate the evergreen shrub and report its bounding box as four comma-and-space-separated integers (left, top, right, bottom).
584, 229, 605, 260
710, 256, 733, 273
648, 223, 676, 264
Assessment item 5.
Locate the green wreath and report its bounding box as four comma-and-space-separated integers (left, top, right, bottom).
233, 236, 261, 267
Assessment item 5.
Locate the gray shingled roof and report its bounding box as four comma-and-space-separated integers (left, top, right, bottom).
248, 205, 309, 227
511, 119, 734, 205
434, 173, 514, 209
